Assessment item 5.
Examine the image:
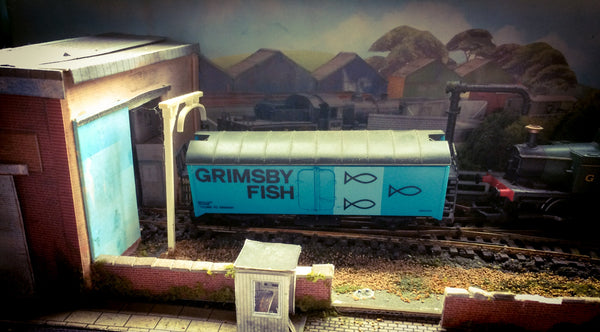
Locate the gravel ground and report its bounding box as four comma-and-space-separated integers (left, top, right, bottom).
134, 209, 600, 300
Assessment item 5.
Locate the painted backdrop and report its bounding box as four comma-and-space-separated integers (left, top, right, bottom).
4, 0, 599, 89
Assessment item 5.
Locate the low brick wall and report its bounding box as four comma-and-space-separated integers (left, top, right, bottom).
441, 287, 600, 331
95, 255, 333, 308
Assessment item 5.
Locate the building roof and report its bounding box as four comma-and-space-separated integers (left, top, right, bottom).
454, 58, 493, 77
198, 54, 233, 93
199, 54, 231, 78
234, 239, 301, 271
226, 48, 284, 78
391, 58, 437, 77
0, 33, 199, 97
311, 52, 360, 81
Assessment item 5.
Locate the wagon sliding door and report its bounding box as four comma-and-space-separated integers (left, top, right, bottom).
74, 107, 140, 260
298, 168, 335, 212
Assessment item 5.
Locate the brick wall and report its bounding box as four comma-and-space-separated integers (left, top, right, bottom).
441, 287, 600, 331
295, 264, 334, 302
96, 255, 334, 307
0, 94, 87, 291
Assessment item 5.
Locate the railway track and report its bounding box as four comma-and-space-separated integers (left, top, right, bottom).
210, 224, 599, 264
138, 208, 600, 278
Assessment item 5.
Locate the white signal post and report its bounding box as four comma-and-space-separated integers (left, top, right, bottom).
158, 91, 206, 253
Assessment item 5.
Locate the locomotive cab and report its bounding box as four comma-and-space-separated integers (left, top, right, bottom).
570, 149, 600, 194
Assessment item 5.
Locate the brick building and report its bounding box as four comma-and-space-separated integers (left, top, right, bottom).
0, 33, 200, 297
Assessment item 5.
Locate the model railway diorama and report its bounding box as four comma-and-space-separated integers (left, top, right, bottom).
184, 83, 600, 226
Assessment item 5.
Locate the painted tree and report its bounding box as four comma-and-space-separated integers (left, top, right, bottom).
457, 112, 522, 171
500, 42, 577, 94
490, 43, 521, 66
367, 25, 448, 77
552, 88, 600, 142
446, 29, 496, 61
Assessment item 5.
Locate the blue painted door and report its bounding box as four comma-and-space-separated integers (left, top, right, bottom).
74, 107, 140, 260
298, 167, 335, 211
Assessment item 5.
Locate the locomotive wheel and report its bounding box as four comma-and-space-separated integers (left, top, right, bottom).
541, 198, 572, 221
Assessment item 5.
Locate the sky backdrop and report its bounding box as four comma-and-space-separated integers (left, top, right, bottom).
191, 0, 599, 88
8, 0, 600, 88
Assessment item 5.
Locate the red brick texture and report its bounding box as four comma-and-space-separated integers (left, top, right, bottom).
296, 277, 332, 302
103, 265, 235, 296
441, 287, 600, 331
96, 255, 333, 305
1, 94, 88, 292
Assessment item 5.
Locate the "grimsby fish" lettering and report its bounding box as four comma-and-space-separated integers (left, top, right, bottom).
195, 168, 293, 184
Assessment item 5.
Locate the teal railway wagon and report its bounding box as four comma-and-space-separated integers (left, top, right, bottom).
186, 130, 451, 220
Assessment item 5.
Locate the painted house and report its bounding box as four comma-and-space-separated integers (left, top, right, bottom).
199, 54, 233, 93
312, 52, 387, 96
454, 59, 518, 113
0, 33, 200, 297
387, 58, 460, 99
227, 48, 315, 94
454, 58, 515, 84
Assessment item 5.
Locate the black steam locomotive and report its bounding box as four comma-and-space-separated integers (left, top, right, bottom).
481, 124, 600, 221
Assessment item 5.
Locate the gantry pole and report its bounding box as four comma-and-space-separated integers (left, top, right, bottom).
445, 82, 531, 157
158, 91, 206, 253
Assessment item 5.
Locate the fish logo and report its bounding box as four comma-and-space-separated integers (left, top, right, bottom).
344, 172, 378, 184
343, 198, 376, 210
388, 185, 422, 197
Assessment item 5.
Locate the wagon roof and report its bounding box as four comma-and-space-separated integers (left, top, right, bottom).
186, 130, 451, 165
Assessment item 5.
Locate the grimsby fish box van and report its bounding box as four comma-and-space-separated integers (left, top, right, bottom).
186, 130, 451, 220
